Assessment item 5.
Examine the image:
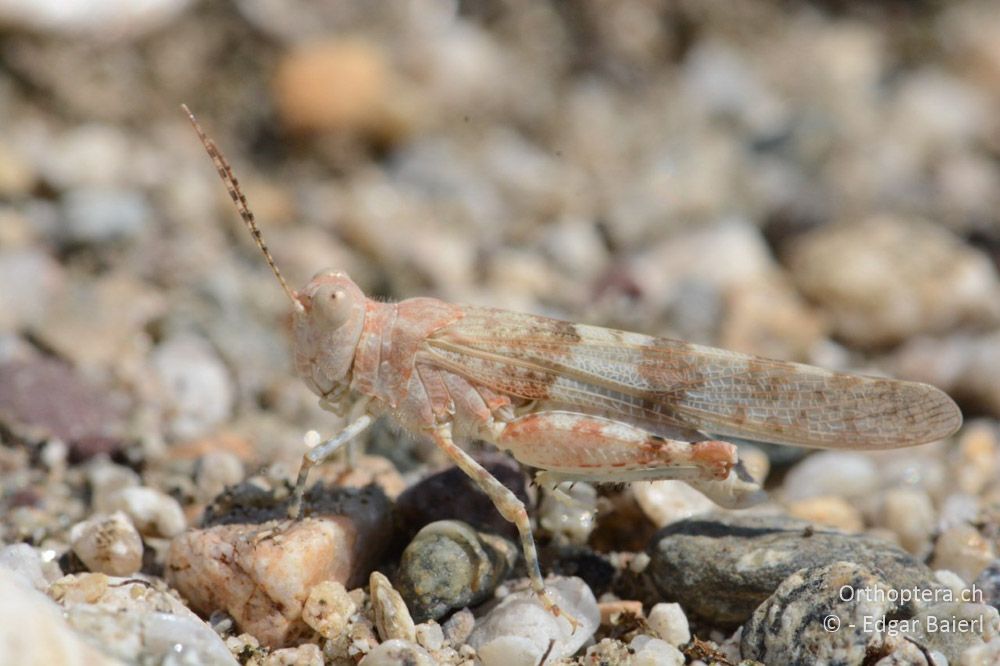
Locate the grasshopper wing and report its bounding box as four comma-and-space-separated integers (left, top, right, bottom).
423, 307, 962, 450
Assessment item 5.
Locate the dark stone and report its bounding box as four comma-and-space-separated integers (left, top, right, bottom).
647, 512, 937, 628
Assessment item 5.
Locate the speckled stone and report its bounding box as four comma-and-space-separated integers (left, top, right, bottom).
648, 512, 938, 627
395, 520, 516, 622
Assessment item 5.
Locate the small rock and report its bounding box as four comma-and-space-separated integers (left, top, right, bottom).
301, 580, 355, 640
954, 421, 1000, 496
151, 333, 234, 441
193, 451, 245, 502
70, 511, 143, 576
272, 38, 400, 140
741, 561, 913, 665
787, 495, 864, 532
370, 571, 416, 643
598, 599, 644, 627
0, 248, 64, 332
0, 0, 193, 38
0, 358, 125, 459
782, 451, 879, 501
263, 643, 323, 666
879, 487, 936, 557
393, 454, 529, 541
60, 186, 151, 244
50, 572, 236, 665
441, 607, 475, 646
538, 481, 597, 545
647, 602, 691, 647
103, 487, 186, 538
973, 560, 1000, 610
0, 568, 120, 665
907, 602, 1000, 662
414, 621, 445, 652
358, 639, 434, 666
87, 461, 141, 513
932, 524, 996, 584
630, 636, 685, 666
786, 216, 1000, 347
962, 636, 1000, 666
632, 480, 716, 528
0, 543, 60, 591
395, 520, 516, 623
648, 512, 938, 627
166, 483, 391, 647
467, 576, 600, 663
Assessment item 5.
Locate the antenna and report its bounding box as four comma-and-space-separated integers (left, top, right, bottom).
182, 104, 304, 312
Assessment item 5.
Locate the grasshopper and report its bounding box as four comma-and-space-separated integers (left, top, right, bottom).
183, 106, 963, 623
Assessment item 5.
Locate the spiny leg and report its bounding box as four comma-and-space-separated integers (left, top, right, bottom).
430, 424, 580, 631
288, 414, 373, 519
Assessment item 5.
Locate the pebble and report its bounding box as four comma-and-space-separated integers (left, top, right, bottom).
395, 520, 516, 622
166, 483, 392, 647
102, 487, 186, 538
300, 580, 355, 640
646, 602, 691, 647
60, 186, 151, 244
0, 568, 121, 666
358, 639, 435, 666
648, 512, 938, 627
370, 571, 417, 642
786, 495, 864, 532
0, 543, 60, 591
50, 572, 237, 665
87, 460, 141, 513
961, 637, 1000, 666
393, 454, 529, 541
0, 358, 125, 458
441, 607, 475, 646
0, 248, 64, 332
932, 524, 996, 584
972, 560, 1000, 610
907, 602, 1000, 662
272, 38, 401, 140
632, 480, 716, 528
193, 450, 245, 502
889, 329, 1000, 415
781, 451, 880, 501
630, 636, 685, 666
879, 487, 936, 556
786, 216, 1000, 346
151, 333, 234, 441
954, 421, 1000, 496
0, 0, 193, 38
741, 561, 910, 665
263, 643, 323, 666
467, 576, 600, 664
537, 481, 597, 545
69, 511, 143, 576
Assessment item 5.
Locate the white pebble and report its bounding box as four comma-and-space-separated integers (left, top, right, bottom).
87, 461, 140, 513
415, 621, 444, 651
880, 487, 935, 556
939, 493, 980, 532
630, 636, 685, 666
934, 569, 969, 597
782, 452, 879, 500
302, 581, 355, 640
194, 451, 244, 501
0, 544, 56, 591
103, 487, 186, 538
932, 524, 995, 583
633, 481, 715, 528
647, 602, 691, 647
70, 512, 143, 576
468, 577, 599, 662
538, 481, 597, 545
151, 334, 234, 440
359, 639, 434, 666
478, 636, 545, 666
370, 571, 416, 642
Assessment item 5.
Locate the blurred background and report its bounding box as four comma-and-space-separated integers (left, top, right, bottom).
1, 0, 1000, 473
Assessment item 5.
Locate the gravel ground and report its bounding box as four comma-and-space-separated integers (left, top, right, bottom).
2, 1, 1000, 665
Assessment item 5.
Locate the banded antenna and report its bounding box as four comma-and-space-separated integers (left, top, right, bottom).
182, 104, 304, 312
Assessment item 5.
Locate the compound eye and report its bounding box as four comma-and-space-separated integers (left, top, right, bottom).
312, 283, 353, 328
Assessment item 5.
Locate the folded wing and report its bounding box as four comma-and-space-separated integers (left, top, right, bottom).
423, 307, 962, 450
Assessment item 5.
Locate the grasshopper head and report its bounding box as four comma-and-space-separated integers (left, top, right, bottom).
292, 270, 366, 401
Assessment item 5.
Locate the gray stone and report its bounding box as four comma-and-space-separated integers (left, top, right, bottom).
395, 520, 516, 622
648, 512, 937, 627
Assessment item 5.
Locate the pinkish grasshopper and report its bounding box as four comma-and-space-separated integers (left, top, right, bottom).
183, 105, 963, 623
